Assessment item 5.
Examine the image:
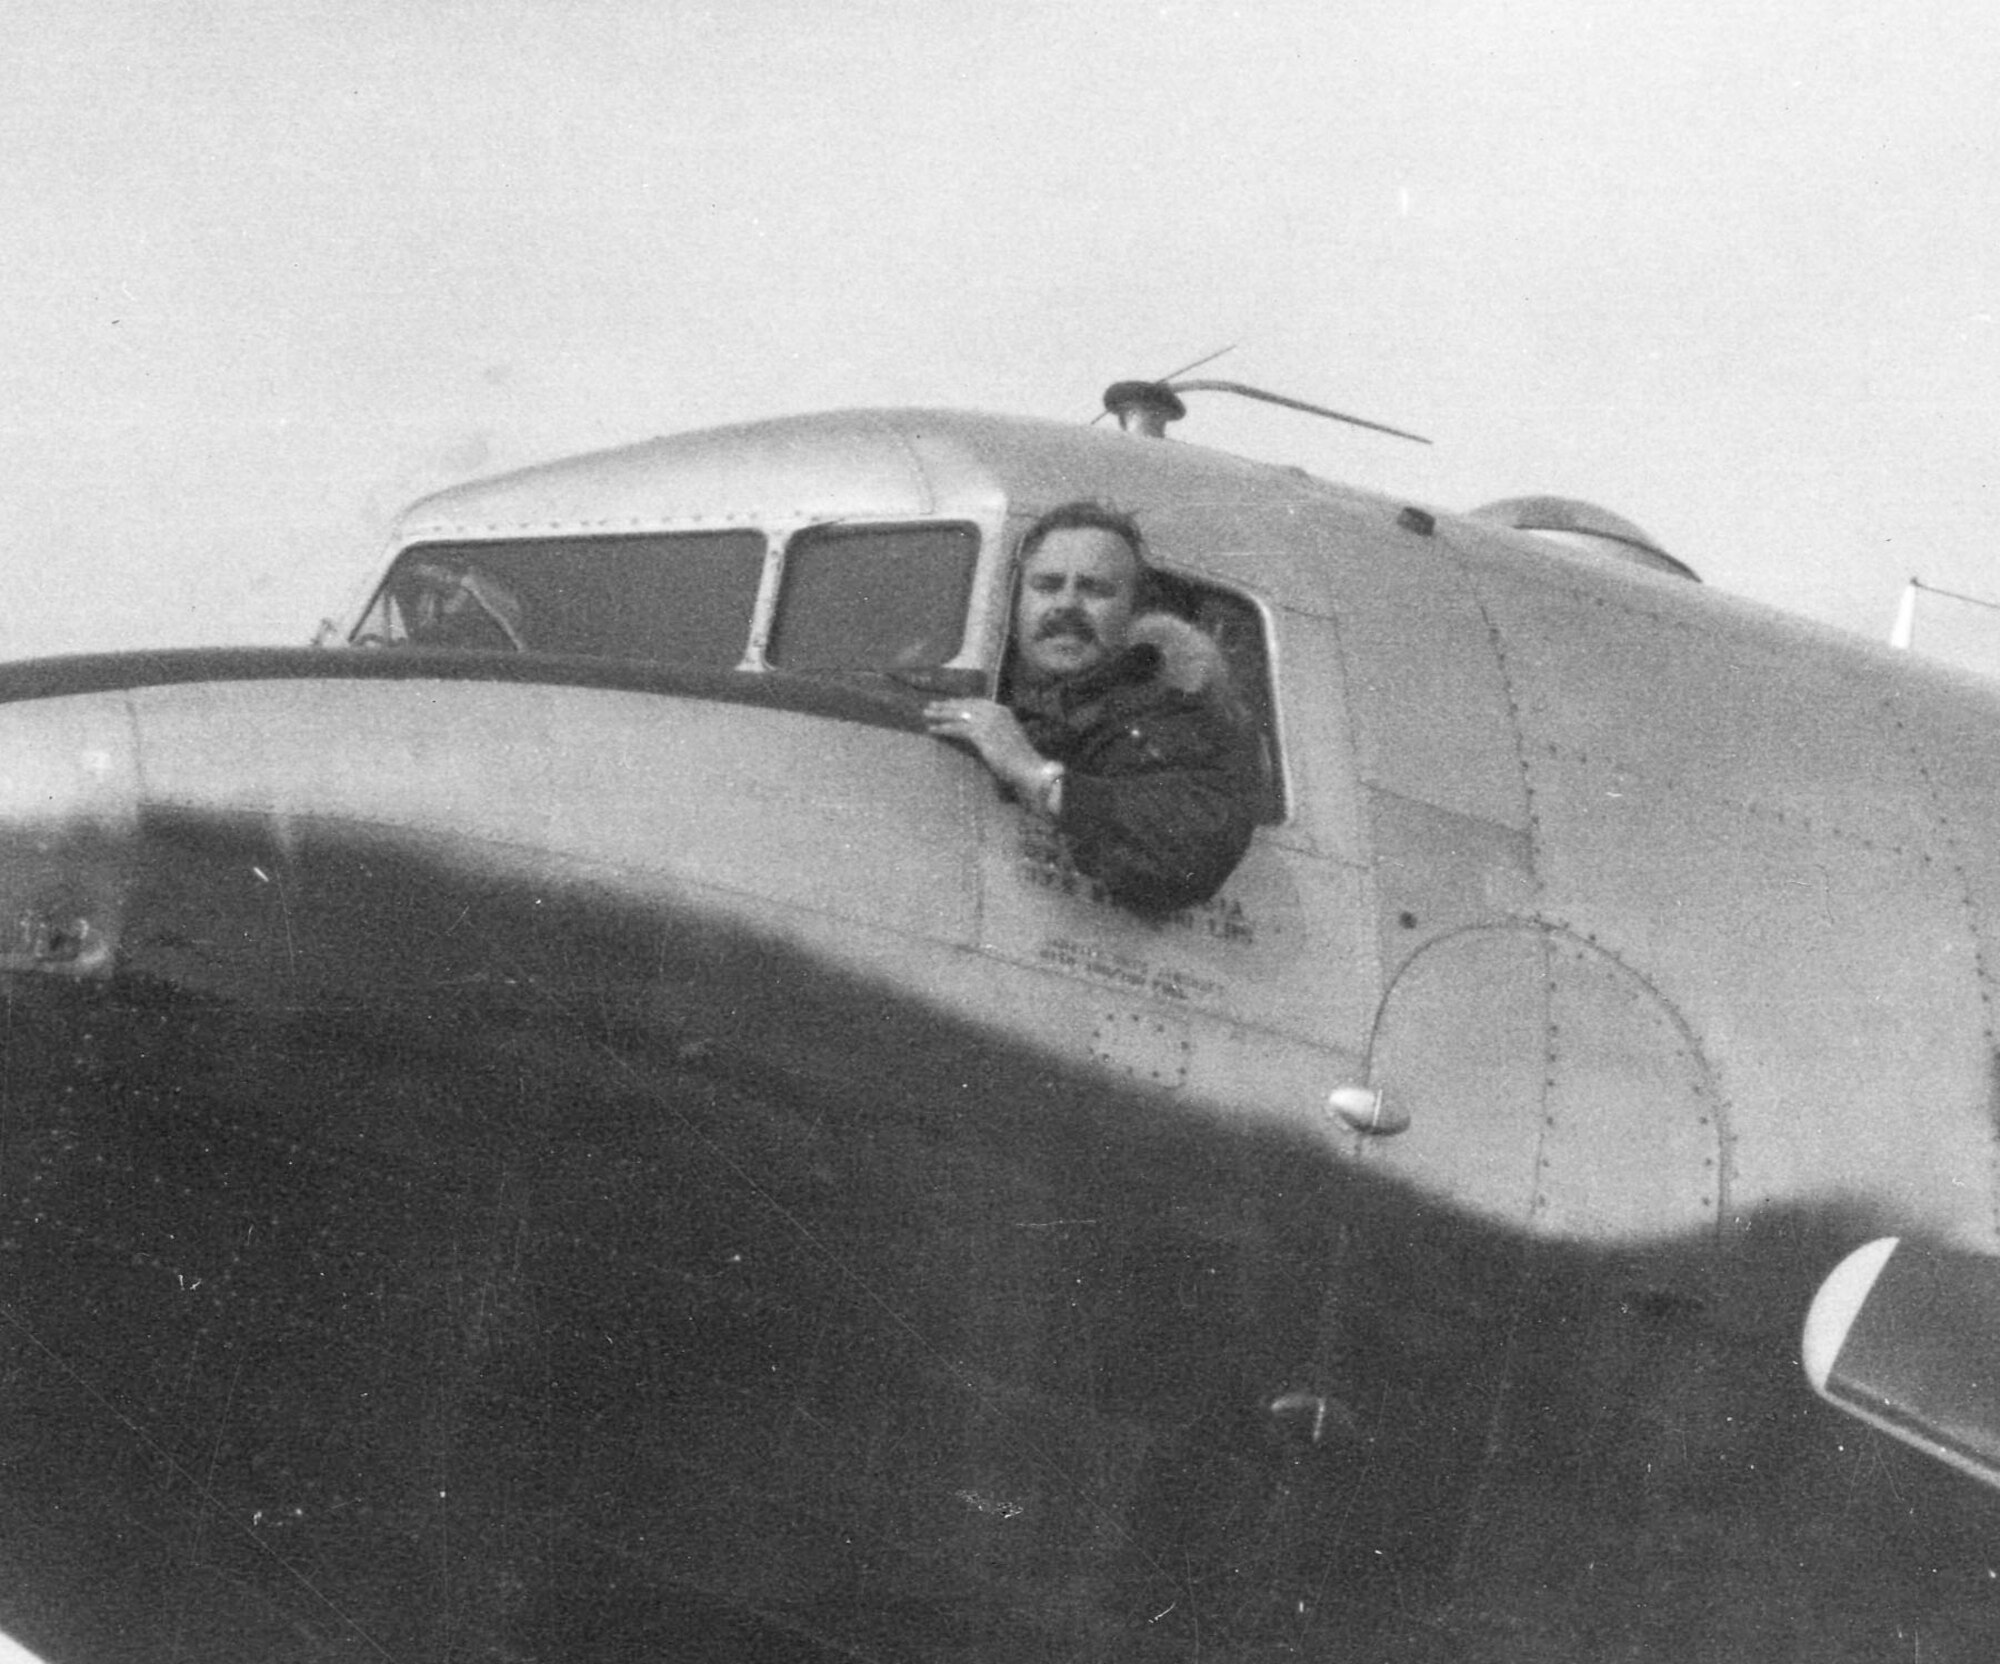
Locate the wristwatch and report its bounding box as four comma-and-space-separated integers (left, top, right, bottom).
1030, 759, 1065, 815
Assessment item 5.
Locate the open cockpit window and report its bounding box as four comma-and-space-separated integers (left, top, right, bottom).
1142, 572, 1286, 826
765, 523, 980, 674
1178, 581, 1286, 826
995, 565, 1285, 825
350, 532, 766, 668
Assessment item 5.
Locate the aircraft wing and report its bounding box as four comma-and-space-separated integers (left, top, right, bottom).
1805, 1237, 2000, 1490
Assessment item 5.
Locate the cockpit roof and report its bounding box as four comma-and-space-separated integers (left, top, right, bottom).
390, 408, 1415, 618
411, 408, 1366, 520
387, 405, 1702, 623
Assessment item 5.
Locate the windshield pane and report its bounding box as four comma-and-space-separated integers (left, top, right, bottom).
351, 532, 766, 668
765, 523, 978, 672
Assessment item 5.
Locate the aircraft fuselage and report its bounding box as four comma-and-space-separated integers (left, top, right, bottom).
1, 409, 1997, 1660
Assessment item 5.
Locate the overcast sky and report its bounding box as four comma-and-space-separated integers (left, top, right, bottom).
5, 1, 1996, 667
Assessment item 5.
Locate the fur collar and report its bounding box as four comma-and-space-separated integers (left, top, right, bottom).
1121, 611, 1230, 696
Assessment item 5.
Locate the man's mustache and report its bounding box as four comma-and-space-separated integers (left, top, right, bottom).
1036, 608, 1096, 643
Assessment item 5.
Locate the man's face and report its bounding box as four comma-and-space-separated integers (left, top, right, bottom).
1014, 525, 1140, 683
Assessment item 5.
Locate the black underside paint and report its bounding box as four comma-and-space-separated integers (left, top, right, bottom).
1, 808, 1998, 1662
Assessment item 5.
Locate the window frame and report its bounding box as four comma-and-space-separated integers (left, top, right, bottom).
350, 529, 772, 670
759, 519, 985, 675
1138, 568, 1290, 827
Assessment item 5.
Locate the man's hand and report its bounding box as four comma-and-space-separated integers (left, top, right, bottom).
923, 698, 1052, 801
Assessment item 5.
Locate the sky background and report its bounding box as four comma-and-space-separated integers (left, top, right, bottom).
4, 1, 1996, 668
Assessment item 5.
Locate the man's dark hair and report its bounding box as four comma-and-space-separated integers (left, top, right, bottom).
1015, 500, 1153, 604
1017, 500, 1145, 563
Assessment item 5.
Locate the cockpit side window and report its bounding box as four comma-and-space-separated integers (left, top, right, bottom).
765, 523, 979, 673
1147, 572, 1288, 825
351, 532, 766, 668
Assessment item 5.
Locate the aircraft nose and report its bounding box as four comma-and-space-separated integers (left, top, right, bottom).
0, 693, 138, 976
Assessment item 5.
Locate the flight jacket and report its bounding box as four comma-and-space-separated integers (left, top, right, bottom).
1010, 612, 1258, 915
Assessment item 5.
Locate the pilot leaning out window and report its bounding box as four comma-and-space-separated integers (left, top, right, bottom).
924, 501, 1256, 914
